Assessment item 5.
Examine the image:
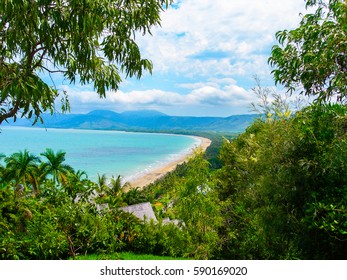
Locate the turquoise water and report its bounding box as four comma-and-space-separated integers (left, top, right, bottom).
0, 127, 200, 181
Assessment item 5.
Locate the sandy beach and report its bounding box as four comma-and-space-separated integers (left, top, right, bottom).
124, 136, 212, 190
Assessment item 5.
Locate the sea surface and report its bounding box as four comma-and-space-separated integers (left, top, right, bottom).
0, 127, 200, 181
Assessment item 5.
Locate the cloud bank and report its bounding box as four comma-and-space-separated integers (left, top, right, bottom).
64, 0, 308, 116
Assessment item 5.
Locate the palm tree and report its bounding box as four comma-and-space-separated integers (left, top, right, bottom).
108, 175, 124, 196
122, 187, 145, 205
40, 148, 74, 185
96, 173, 108, 194
64, 169, 90, 201
30, 164, 48, 195
3, 150, 41, 194
107, 175, 130, 206
93, 173, 109, 202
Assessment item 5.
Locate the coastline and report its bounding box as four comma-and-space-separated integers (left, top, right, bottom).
124, 136, 212, 190
2, 126, 212, 188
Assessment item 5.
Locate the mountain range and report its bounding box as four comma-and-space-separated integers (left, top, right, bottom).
4, 110, 258, 132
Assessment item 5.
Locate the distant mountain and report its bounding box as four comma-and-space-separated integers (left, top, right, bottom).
4, 110, 258, 132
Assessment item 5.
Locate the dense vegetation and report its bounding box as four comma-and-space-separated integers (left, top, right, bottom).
1, 101, 346, 260
0, 145, 222, 259
137, 101, 347, 259
269, 0, 347, 102
216, 103, 347, 259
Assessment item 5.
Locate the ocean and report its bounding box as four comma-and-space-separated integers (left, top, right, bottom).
0, 127, 200, 181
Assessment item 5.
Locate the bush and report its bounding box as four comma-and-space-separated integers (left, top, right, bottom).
217, 103, 347, 259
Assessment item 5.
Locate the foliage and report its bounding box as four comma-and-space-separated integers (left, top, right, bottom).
122, 187, 148, 206
0, 149, 144, 259
1, 147, 217, 260
129, 220, 191, 258
0, 176, 147, 259
134, 149, 223, 259
264, 0, 347, 257
40, 148, 74, 185
216, 102, 347, 259
174, 150, 222, 259
269, 0, 347, 102
2, 150, 41, 195
0, 0, 172, 125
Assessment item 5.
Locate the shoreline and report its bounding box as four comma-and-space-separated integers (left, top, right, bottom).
3, 126, 212, 188
124, 136, 212, 191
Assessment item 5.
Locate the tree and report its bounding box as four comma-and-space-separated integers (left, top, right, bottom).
217, 97, 347, 259
96, 173, 108, 194
175, 150, 222, 259
269, 0, 347, 102
3, 150, 41, 194
0, 0, 172, 125
63, 169, 90, 201
40, 148, 74, 185
107, 175, 130, 206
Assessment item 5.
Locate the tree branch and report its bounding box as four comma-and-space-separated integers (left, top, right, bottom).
32, 48, 48, 70
41, 65, 66, 74
0, 99, 20, 125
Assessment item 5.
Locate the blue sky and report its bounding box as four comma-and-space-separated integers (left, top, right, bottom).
55, 0, 308, 117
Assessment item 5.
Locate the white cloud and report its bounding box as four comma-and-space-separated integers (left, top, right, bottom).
58, 0, 310, 116
63, 78, 257, 116
137, 0, 306, 78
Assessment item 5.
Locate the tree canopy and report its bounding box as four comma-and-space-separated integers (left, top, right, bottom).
269, 0, 347, 103
0, 0, 171, 125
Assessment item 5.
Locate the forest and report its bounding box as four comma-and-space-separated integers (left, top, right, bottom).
1, 0, 347, 260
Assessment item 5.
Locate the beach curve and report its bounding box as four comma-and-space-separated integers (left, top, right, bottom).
124, 136, 212, 191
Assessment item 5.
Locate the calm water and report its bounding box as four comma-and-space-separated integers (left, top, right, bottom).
0, 127, 200, 181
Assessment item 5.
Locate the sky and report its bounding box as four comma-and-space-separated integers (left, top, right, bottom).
55, 0, 308, 117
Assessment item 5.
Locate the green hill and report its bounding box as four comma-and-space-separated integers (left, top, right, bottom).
5, 110, 258, 132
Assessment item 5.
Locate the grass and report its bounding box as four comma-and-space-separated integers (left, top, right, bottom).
73, 252, 189, 260
120, 252, 189, 260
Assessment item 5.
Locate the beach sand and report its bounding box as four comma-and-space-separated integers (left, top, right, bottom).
124, 136, 212, 191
